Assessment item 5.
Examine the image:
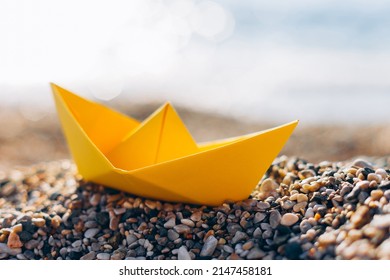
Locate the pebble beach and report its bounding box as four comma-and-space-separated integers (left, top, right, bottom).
1, 156, 389, 260
2, 0, 390, 266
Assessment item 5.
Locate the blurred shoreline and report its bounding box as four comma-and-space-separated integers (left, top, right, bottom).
1, 84, 390, 125
1, 102, 389, 171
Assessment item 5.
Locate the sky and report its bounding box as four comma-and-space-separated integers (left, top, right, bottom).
0, 0, 389, 123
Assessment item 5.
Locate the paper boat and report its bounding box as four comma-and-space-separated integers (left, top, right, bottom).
51, 84, 298, 205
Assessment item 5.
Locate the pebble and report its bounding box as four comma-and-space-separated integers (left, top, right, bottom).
346, 186, 361, 201
377, 239, 390, 259
89, 193, 101, 206
173, 225, 191, 235
7, 232, 23, 248
227, 223, 242, 235
12, 224, 23, 233
269, 210, 281, 229
113, 208, 126, 215
80, 251, 96, 260
232, 231, 247, 244
260, 223, 271, 231
223, 245, 234, 253
59, 247, 67, 257
293, 202, 307, 213
91, 243, 101, 252
190, 212, 202, 222
109, 217, 119, 231
96, 253, 110, 260
297, 194, 308, 203
351, 206, 370, 228
376, 169, 388, 180
247, 248, 266, 260
19, 231, 32, 242
281, 213, 299, 226
31, 218, 45, 227
24, 250, 35, 260
200, 236, 218, 257
111, 249, 126, 260
228, 253, 243, 260
126, 234, 138, 245
164, 218, 176, 229
0, 183, 16, 197
242, 241, 254, 251
284, 242, 303, 259
84, 220, 98, 228
253, 212, 266, 223
318, 233, 336, 245
145, 200, 157, 209
282, 200, 295, 210
181, 219, 195, 227
72, 240, 82, 248
356, 181, 370, 189
95, 212, 109, 227
257, 201, 270, 210
371, 214, 390, 229
51, 216, 62, 228
0, 243, 21, 255
178, 246, 191, 260
24, 239, 39, 250
352, 159, 374, 169
253, 228, 262, 238
260, 178, 278, 193
340, 184, 353, 196
299, 220, 312, 234
367, 173, 381, 183
17, 253, 27, 260
371, 189, 383, 200
167, 229, 180, 241
299, 169, 316, 179
84, 228, 100, 239
384, 190, 390, 200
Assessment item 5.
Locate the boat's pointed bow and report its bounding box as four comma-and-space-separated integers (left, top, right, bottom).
50, 83, 118, 180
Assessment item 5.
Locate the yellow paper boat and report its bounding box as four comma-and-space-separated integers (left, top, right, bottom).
51, 84, 298, 205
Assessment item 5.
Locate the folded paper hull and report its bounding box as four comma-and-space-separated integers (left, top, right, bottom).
52, 84, 298, 205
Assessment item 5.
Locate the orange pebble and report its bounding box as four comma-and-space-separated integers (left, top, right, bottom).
7, 231, 23, 248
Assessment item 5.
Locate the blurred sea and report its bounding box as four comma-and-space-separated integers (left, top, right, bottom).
1, 0, 390, 124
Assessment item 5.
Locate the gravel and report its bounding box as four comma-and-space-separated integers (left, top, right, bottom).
200, 236, 218, 257
0, 157, 389, 259
280, 213, 299, 226
84, 228, 100, 239
178, 246, 192, 260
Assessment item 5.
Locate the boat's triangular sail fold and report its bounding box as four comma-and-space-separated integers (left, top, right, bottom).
51, 83, 140, 155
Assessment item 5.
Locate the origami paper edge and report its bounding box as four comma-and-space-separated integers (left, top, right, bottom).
111, 101, 169, 146
51, 83, 118, 170
116, 120, 299, 174
95, 169, 205, 205
50, 83, 141, 126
